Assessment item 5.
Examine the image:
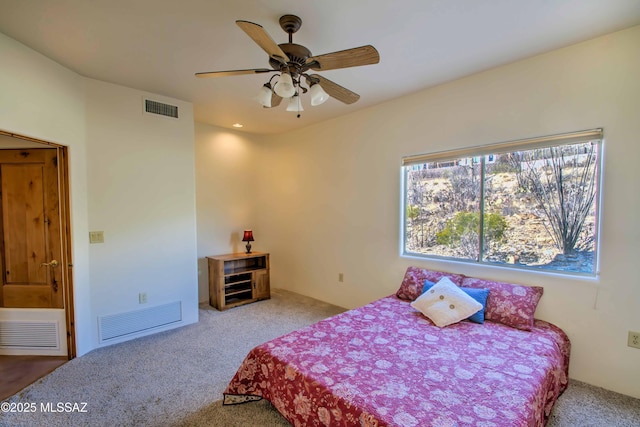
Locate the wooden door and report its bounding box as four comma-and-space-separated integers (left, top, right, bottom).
0, 149, 63, 308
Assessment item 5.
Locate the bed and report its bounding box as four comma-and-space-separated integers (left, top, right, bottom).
223, 267, 571, 427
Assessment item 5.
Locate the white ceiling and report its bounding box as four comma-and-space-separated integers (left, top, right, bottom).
1, 0, 639, 135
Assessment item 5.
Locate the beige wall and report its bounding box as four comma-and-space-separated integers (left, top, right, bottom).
0, 32, 199, 355
85, 79, 199, 347
252, 26, 640, 398
194, 122, 262, 302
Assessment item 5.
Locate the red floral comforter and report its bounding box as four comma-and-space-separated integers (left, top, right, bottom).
224, 296, 570, 427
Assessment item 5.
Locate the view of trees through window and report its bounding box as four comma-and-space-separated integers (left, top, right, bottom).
403, 140, 600, 275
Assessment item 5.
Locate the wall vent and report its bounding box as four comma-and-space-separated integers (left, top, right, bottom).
99, 301, 182, 343
144, 99, 179, 119
0, 321, 60, 349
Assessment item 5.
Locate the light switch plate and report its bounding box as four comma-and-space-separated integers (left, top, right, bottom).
89, 231, 104, 244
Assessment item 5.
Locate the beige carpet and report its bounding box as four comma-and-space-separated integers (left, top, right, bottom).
1, 289, 638, 427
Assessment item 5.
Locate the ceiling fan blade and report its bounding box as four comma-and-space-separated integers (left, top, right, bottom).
307, 45, 379, 71
310, 74, 360, 104
267, 93, 283, 108
195, 68, 273, 78
236, 20, 290, 63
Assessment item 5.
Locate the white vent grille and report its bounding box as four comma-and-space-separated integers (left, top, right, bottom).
0, 321, 60, 349
144, 99, 179, 118
99, 301, 182, 343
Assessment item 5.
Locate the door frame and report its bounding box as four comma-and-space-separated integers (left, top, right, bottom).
0, 129, 76, 359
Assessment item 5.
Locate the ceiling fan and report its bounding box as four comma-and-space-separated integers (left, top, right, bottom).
195, 14, 380, 116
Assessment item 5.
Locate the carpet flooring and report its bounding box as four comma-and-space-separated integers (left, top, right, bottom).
1, 289, 638, 426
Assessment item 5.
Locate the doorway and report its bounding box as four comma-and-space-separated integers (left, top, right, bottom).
0, 131, 75, 364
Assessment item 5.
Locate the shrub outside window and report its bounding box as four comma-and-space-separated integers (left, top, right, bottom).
402, 129, 602, 276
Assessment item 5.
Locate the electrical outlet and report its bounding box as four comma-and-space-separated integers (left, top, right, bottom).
338, 273, 344, 283
629, 331, 640, 349
139, 292, 148, 304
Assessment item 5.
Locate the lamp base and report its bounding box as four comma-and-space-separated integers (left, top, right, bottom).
245, 242, 252, 254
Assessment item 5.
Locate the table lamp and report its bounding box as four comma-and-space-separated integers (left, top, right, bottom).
242, 230, 254, 254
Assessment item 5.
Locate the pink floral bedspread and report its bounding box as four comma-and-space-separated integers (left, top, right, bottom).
224, 296, 570, 427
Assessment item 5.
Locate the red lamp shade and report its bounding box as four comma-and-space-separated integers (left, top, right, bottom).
242, 230, 254, 242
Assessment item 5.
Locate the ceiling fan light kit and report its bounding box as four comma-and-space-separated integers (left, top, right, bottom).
273, 72, 296, 98
309, 82, 329, 106
286, 93, 304, 113
257, 83, 273, 107
196, 14, 380, 118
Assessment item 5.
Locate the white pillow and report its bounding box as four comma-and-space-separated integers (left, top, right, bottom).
410, 276, 483, 327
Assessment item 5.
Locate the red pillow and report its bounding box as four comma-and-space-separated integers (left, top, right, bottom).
396, 266, 465, 301
461, 277, 543, 331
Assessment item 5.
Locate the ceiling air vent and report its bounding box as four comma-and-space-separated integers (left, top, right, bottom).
144, 99, 179, 119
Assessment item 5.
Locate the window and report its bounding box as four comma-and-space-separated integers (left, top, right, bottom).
402, 129, 602, 276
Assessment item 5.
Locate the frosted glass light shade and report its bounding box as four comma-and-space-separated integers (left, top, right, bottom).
274, 73, 296, 98
257, 84, 272, 107
286, 94, 304, 112
310, 83, 329, 106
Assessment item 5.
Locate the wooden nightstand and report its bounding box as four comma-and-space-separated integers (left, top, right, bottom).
207, 252, 270, 310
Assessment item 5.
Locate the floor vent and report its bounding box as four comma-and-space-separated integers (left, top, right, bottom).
0, 321, 60, 349
99, 301, 182, 343
144, 99, 179, 118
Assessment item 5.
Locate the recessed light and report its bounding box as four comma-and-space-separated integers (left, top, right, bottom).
232, 123, 243, 128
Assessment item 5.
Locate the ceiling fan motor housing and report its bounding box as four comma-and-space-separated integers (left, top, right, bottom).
269, 43, 313, 76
